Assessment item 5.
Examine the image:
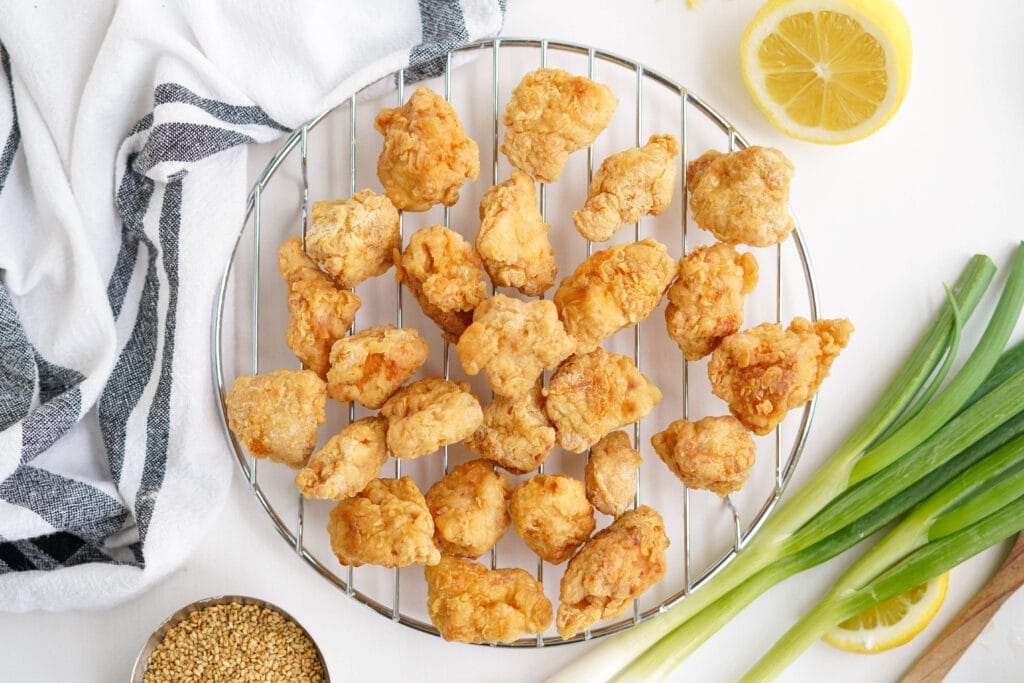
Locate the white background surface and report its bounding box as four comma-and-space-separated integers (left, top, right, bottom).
2, 0, 1024, 681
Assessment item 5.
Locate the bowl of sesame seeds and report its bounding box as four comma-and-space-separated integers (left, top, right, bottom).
131, 595, 329, 683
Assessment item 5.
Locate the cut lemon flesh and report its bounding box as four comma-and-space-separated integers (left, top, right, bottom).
741, 0, 911, 144
823, 572, 949, 654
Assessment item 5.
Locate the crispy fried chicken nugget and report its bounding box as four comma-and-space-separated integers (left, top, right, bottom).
666, 243, 759, 361
396, 225, 487, 342
326, 325, 429, 409
425, 555, 553, 643
456, 295, 575, 399
305, 190, 400, 288
477, 171, 558, 295
501, 68, 618, 183
225, 369, 326, 469
425, 459, 512, 559
556, 506, 668, 639
295, 416, 388, 500
511, 474, 595, 565
651, 416, 756, 496
553, 238, 678, 353
573, 134, 680, 242
543, 348, 663, 454
709, 317, 854, 435
327, 476, 440, 568
464, 385, 556, 475
380, 377, 483, 459
277, 237, 361, 377
374, 86, 479, 211
688, 146, 795, 247
585, 431, 642, 517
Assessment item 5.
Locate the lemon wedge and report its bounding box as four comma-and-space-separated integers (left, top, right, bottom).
741, 0, 912, 144
823, 572, 949, 653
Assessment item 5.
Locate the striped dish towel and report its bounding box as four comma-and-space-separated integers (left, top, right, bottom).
0, 0, 504, 611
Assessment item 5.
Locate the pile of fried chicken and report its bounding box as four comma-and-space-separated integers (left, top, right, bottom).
225, 68, 853, 644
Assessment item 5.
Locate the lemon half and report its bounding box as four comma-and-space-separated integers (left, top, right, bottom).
741, 0, 912, 144
823, 572, 949, 654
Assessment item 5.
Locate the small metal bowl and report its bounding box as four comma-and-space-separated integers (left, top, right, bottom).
131, 595, 330, 682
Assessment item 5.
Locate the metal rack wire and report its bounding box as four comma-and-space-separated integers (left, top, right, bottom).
212, 38, 820, 647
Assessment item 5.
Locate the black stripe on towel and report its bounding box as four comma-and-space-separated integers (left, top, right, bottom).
154, 83, 288, 131
403, 0, 469, 84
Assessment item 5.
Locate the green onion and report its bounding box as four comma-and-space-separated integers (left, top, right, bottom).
548, 244, 1024, 683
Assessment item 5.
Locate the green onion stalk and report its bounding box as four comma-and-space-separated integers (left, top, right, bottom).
548, 243, 1024, 683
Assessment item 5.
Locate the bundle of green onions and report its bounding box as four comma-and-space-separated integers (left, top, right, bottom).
549, 242, 1024, 682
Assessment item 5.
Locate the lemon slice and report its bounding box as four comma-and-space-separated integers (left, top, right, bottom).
823, 572, 949, 653
741, 0, 912, 144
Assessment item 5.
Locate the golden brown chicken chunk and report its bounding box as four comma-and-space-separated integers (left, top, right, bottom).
556, 506, 669, 639
225, 369, 326, 469
305, 190, 401, 288
665, 243, 759, 361
425, 555, 553, 643
553, 238, 678, 353
374, 86, 479, 211
425, 459, 512, 559
456, 294, 575, 399
543, 348, 663, 454
327, 476, 440, 568
709, 317, 854, 435
277, 238, 361, 377
585, 431, 642, 517
476, 171, 558, 295
651, 416, 756, 496
688, 146, 795, 247
464, 385, 556, 475
573, 134, 680, 242
396, 225, 487, 342
326, 325, 429, 409
294, 416, 388, 500
501, 68, 618, 183
510, 474, 595, 564
380, 377, 483, 459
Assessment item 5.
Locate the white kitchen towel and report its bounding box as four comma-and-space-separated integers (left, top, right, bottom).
0, 0, 504, 611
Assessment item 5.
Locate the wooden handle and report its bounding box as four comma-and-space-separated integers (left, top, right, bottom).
901, 533, 1024, 683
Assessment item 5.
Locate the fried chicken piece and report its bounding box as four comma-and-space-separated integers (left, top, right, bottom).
425, 555, 553, 643
651, 416, 756, 496
380, 377, 483, 459
295, 416, 388, 500
708, 317, 854, 435
476, 171, 558, 295
585, 431, 642, 517
573, 134, 680, 242
557, 506, 668, 639
425, 459, 512, 559
511, 475, 595, 565
374, 86, 479, 211
665, 243, 759, 361
464, 385, 556, 475
327, 476, 440, 568
543, 348, 663, 453
456, 295, 575, 399
501, 68, 618, 183
225, 369, 326, 469
305, 190, 401, 288
688, 146, 795, 247
553, 238, 678, 353
277, 237, 361, 377
326, 325, 429, 409
396, 225, 487, 342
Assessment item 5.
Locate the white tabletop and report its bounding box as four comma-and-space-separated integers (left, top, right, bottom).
3, 1, 1024, 681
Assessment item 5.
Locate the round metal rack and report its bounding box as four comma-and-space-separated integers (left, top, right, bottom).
212, 37, 820, 646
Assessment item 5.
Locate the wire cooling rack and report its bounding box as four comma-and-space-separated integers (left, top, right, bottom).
212, 38, 820, 646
